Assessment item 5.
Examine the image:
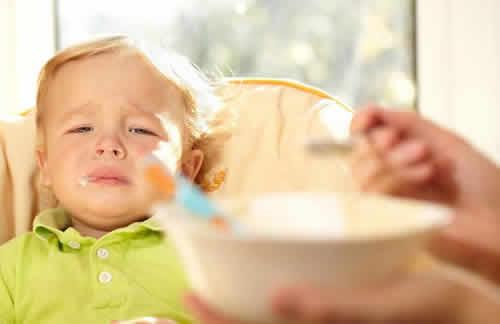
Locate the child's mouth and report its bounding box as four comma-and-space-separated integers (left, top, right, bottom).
84, 167, 131, 186
90, 176, 129, 185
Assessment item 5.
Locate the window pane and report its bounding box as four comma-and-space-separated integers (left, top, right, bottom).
56, 0, 416, 109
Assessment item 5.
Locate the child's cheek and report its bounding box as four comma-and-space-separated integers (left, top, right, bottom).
57, 136, 89, 154
132, 138, 162, 158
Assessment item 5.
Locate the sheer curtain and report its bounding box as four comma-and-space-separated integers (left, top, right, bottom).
417, 0, 500, 163
0, 0, 55, 114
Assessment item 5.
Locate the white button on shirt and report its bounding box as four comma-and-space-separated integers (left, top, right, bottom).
98, 271, 113, 284
97, 248, 109, 259
67, 241, 80, 249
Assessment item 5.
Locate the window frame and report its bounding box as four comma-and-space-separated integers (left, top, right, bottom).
416, 0, 500, 162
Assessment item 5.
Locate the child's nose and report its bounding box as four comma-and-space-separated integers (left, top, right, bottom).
95, 136, 126, 160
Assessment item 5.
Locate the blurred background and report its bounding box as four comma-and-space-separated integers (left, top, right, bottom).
56, 0, 416, 110
0, 0, 499, 162
2, 0, 417, 113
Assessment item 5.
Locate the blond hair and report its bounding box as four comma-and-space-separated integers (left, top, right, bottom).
36, 35, 230, 186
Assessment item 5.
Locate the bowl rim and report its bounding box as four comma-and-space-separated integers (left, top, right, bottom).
156, 192, 454, 244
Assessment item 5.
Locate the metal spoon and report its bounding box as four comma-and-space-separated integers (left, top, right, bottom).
305, 136, 360, 156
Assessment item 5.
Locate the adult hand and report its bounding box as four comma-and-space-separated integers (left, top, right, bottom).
350, 106, 500, 283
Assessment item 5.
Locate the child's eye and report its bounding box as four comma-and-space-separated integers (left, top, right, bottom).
129, 127, 157, 136
69, 126, 93, 133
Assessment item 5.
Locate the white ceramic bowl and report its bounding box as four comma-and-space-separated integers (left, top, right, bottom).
155, 192, 451, 323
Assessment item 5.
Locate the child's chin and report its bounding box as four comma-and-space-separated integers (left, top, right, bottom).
86, 200, 149, 220
86, 189, 142, 204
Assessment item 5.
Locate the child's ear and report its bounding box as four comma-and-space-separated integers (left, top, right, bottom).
36, 149, 51, 186
181, 149, 204, 181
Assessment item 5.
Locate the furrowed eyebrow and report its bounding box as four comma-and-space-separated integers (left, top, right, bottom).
58, 102, 95, 123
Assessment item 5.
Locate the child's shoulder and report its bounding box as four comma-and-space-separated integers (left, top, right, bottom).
0, 232, 44, 260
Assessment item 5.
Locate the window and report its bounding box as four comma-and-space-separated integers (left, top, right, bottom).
56, 0, 416, 109
1, 0, 55, 114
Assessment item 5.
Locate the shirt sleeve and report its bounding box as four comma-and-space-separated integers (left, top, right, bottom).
0, 242, 16, 323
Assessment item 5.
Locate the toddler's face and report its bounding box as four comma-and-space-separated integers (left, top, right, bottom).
38, 51, 196, 230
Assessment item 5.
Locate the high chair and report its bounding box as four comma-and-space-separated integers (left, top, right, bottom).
0, 78, 354, 244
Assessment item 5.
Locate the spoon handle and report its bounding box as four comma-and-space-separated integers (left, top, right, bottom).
305, 136, 358, 155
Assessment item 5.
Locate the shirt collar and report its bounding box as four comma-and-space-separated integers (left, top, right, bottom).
34, 208, 163, 247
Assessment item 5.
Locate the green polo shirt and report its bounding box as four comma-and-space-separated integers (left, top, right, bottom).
0, 208, 194, 324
